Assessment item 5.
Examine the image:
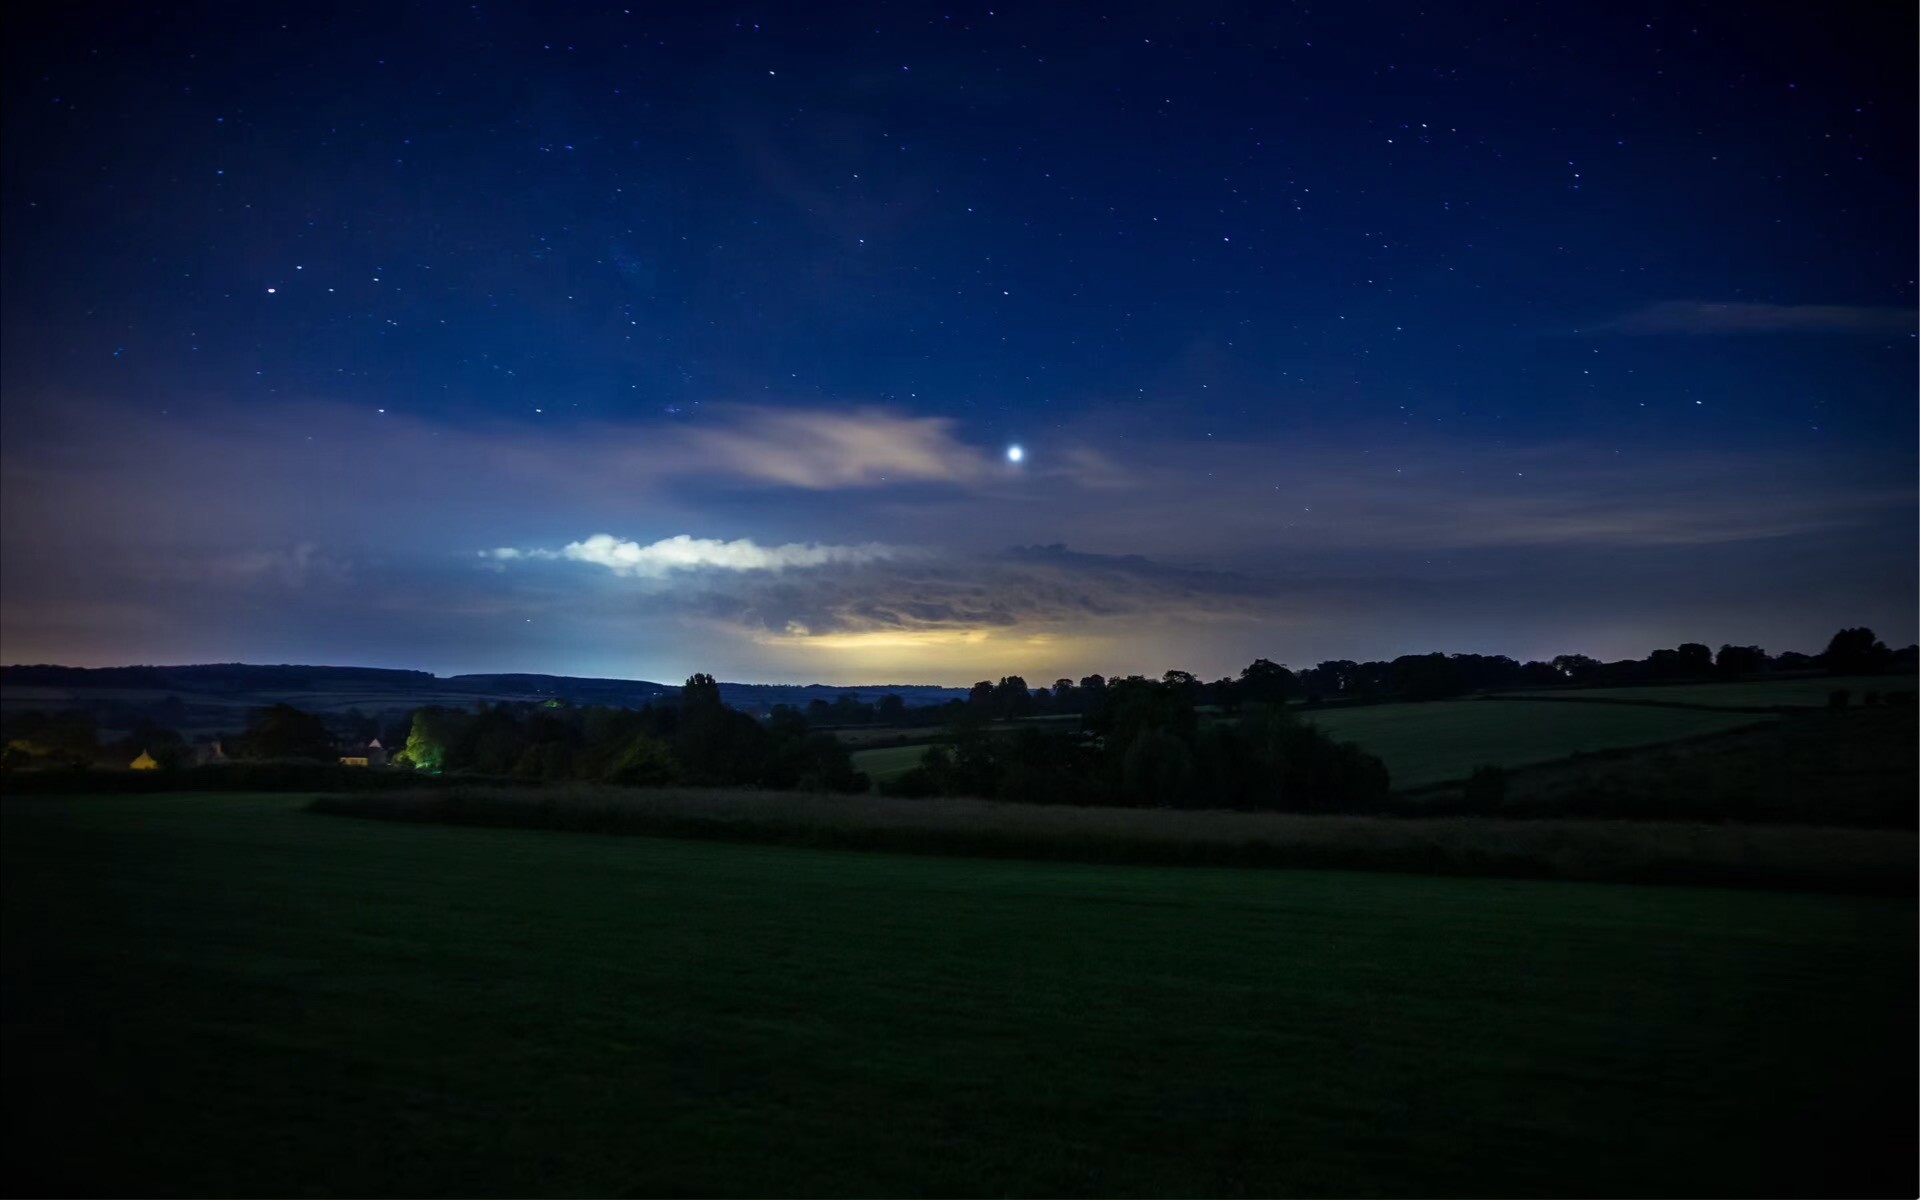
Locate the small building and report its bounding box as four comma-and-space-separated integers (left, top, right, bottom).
130, 749, 160, 770
338, 737, 389, 768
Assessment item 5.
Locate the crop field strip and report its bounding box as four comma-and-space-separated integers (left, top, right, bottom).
4, 794, 1911, 1197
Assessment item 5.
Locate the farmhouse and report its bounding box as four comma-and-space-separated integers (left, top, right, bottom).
338, 738, 388, 768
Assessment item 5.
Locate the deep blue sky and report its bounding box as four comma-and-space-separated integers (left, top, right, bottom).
3, 1, 1914, 683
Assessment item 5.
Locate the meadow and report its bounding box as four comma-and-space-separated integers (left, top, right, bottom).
1504, 673, 1913, 709
858, 675, 1918, 793
1299, 702, 1770, 788
4, 794, 1913, 1197
849, 742, 930, 783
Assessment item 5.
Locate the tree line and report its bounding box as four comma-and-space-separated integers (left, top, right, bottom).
0, 673, 868, 791
803, 626, 1916, 725
4, 625, 1909, 800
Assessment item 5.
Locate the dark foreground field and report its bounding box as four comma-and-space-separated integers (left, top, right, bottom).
4, 795, 1914, 1197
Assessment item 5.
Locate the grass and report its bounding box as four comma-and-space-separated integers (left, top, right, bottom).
1506, 674, 1915, 709
1302, 701, 1774, 788
4, 794, 1914, 1197
850, 742, 932, 783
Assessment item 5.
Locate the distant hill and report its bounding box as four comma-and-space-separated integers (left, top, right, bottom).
0, 662, 968, 734
2, 663, 439, 691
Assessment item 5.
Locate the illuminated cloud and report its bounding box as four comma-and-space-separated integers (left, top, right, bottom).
1590, 301, 1918, 336
491, 533, 903, 577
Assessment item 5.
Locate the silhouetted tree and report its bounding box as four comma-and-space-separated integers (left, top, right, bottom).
1161, 670, 1201, 705
1077, 674, 1107, 707
234, 703, 333, 761
832, 692, 867, 724
1237, 658, 1297, 705
1715, 644, 1768, 676
1300, 659, 1361, 698
1551, 654, 1600, 683
464, 705, 523, 774
992, 675, 1032, 719
1676, 643, 1714, 676
1392, 653, 1463, 701
1518, 660, 1560, 686
681, 673, 723, 712
1822, 627, 1892, 674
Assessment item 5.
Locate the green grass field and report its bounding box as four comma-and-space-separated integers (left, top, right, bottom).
1304, 701, 1774, 788
1508, 674, 1915, 709
850, 742, 931, 783
4, 795, 1913, 1197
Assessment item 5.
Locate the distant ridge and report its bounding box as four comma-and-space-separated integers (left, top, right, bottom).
0, 662, 970, 715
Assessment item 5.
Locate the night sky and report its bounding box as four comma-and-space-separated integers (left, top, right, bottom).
3, 2, 1914, 684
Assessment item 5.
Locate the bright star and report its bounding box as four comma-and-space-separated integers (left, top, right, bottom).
1006, 444, 1024, 464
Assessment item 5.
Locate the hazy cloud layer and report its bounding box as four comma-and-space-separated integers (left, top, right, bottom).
669, 544, 1271, 637
1591, 301, 1918, 336
2, 396, 1912, 678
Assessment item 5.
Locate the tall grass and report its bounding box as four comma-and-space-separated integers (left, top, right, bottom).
309, 785, 1916, 895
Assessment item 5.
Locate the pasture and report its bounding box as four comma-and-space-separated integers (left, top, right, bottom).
4, 794, 1913, 1197
849, 742, 930, 783
1303, 701, 1773, 788
1506, 673, 1914, 709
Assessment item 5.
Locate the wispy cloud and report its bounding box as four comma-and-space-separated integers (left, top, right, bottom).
1590, 301, 1917, 336
643, 544, 1273, 639
488, 533, 903, 577
672, 406, 992, 489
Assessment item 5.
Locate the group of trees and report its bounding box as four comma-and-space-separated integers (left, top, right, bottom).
389, 674, 863, 790
886, 675, 1392, 812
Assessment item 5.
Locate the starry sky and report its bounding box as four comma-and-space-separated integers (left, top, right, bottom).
2, 1, 1914, 684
